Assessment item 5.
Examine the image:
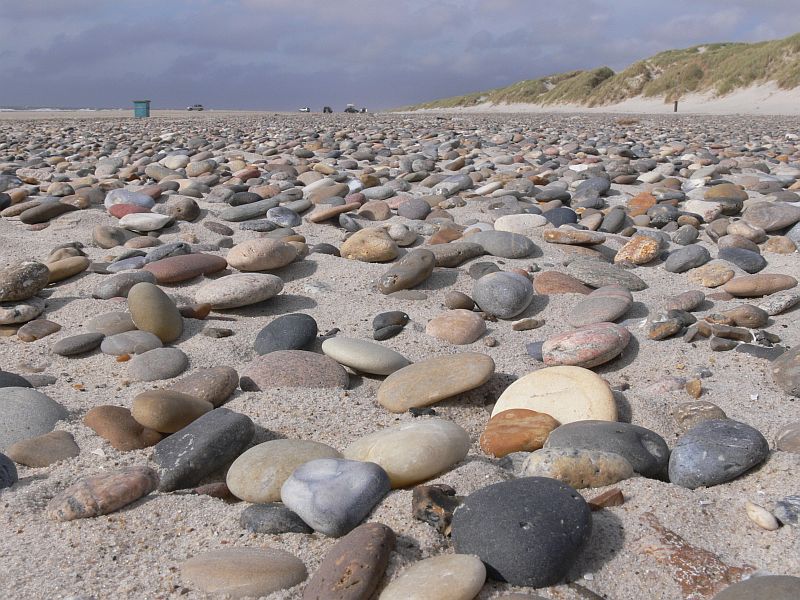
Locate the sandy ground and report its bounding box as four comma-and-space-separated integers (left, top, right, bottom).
0, 112, 798, 600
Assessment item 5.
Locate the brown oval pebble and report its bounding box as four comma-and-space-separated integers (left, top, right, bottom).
17, 319, 61, 342
533, 271, 591, 295
687, 263, 735, 288
47, 466, 159, 521
763, 236, 797, 254
721, 305, 769, 328
376, 249, 435, 294
480, 409, 560, 457
614, 235, 660, 265
426, 309, 486, 345
226, 238, 297, 271
240, 350, 349, 391
543, 322, 631, 368
84, 405, 164, 450
664, 290, 706, 312
5, 430, 80, 467
301, 522, 396, 600
131, 390, 213, 433
46, 256, 90, 284
723, 274, 798, 297
444, 290, 475, 310
340, 228, 399, 262
307, 201, 361, 223
127, 282, 183, 343
143, 253, 227, 284
568, 285, 632, 327
167, 366, 239, 407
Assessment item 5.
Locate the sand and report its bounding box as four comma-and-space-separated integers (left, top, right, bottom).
0, 112, 799, 600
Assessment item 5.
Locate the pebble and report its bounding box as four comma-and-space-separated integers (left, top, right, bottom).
128, 347, 189, 381
426, 309, 486, 344
84, 405, 163, 450
745, 501, 780, 530
0, 371, 31, 388
0, 387, 68, 449
743, 201, 800, 231
153, 407, 254, 491
614, 235, 660, 265
466, 230, 536, 258
665, 244, 711, 273
131, 389, 212, 433
427, 241, 485, 267
5, 430, 79, 467
0, 296, 45, 324
321, 337, 410, 375
180, 548, 307, 598
0, 261, 50, 302
480, 409, 559, 457
774, 495, 800, 526
377, 352, 494, 413
340, 228, 399, 262
567, 258, 648, 291
757, 291, 800, 315
542, 322, 631, 368
544, 227, 606, 245
451, 477, 591, 586
688, 263, 735, 288
17, 319, 61, 342
92, 271, 157, 299
46, 256, 90, 283
771, 345, 800, 396
521, 447, 634, 488
254, 313, 318, 355
226, 439, 342, 502
143, 253, 227, 283
47, 466, 159, 521
533, 271, 592, 295
492, 365, 616, 423
776, 421, 800, 453
718, 247, 767, 273
118, 212, 172, 232
226, 238, 297, 271
712, 575, 800, 599
669, 419, 769, 489
86, 311, 136, 335
671, 401, 728, 432
472, 271, 534, 319
240, 503, 313, 534
101, 330, 162, 355
52, 332, 105, 356
195, 273, 283, 309
343, 419, 470, 487
167, 366, 239, 407
723, 273, 798, 297
376, 249, 435, 294
280, 458, 391, 537
240, 350, 348, 390
127, 282, 183, 342
378, 554, 486, 600
568, 285, 632, 327
0, 453, 17, 489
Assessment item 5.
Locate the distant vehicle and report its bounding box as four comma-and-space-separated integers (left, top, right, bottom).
344, 104, 358, 113
186, 104, 204, 111
360, 107, 368, 113
323, 106, 333, 113
298, 107, 311, 112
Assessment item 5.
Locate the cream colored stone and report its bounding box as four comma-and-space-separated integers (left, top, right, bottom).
379, 554, 486, 600
745, 501, 780, 531
321, 337, 410, 375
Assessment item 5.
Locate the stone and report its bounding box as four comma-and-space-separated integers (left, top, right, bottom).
545, 420, 669, 477
101, 330, 162, 355
127, 282, 183, 342
745, 501, 780, 530
468, 261, 500, 280
544, 227, 606, 245
568, 285, 632, 327
376, 249, 435, 294
321, 337, 409, 375
0, 453, 17, 489
443, 291, 474, 311
131, 389, 212, 433
344, 419, 470, 488
254, 314, 318, 355
167, 367, 239, 407
521, 448, 634, 489
240, 503, 313, 534
84, 405, 163, 451
494, 213, 547, 236
757, 292, 800, 316
0, 371, 31, 388
669, 419, 769, 489
614, 235, 660, 265
412, 484, 461, 534
665, 245, 711, 273
665, 290, 705, 312
763, 236, 797, 254
0, 296, 45, 325
195, 273, 283, 309
773, 345, 800, 396
743, 201, 800, 231
180, 548, 307, 598
718, 247, 767, 274
465, 230, 536, 258
533, 271, 591, 295
47, 466, 159, 521
542, 206, 578, 227
240, 350, 348, 390
302, 522, 395, 600
451, 477, 591, 587
0, 261, 50, 302
542, 322, 630, 368
480, 409, 559, 457
340, 228, 399, 262
46, 256, 90, 283
377, 353, 494, 413
472, 271, 534, 319
427, 242, 485, 267
774, 495, 800, 526
776, 422, 800, 453
144, 242, 191, 264
722, 304, 769, 328
378, 555, 486, 600
52, 332, 104, 356
226, 439, 342, 503
104, 189, 155, 210
281, 458, 391, 537
5, 429, 79, 467
588, 488, 625, 511
118, 212, 172, 232
567, 259, 648, 291
153, 407, 254, 491
128, 347, 189, 381
713, 576, 800, 599
86, 311, 136, 335
425, 310, 486, 345
491, 365, 616, 423
671, 401, 727, 432
143, 253, 227, 283
688, 263, 735, 288
17, 319, 60, 342
0, 387, 68, 450
92, 225, 139, 248
724, 274, 797, 297
226, 238, 297, 271
92, 271, 157, 299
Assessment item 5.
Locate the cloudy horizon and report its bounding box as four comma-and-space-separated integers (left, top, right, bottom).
1, 0, 797, 111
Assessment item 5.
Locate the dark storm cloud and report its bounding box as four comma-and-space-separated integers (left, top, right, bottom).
0, 0, 797, 109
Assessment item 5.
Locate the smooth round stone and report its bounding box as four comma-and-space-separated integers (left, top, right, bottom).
46, 256, 90, 283
669, 419, 769, 489
480, 409, 559, 457
444, 291, 475, 310
0, 371, 31, 388
240, 503, 312, 534
469, 261, 500, 280
109, 203, 150, 218
84, 405, 163, 451
340, 228, 399, 262
106, 256, 146, 273
688, 262, 735, 288
254, 313, 318, 355
664, 290, 705, 312
397, 197, 432, 220
568, 285, 632, 327
743, 201, 800, 231
118, 212, 172, 232
20, 201, 77, 224
321, 337, 409, 376
303, 522, 395, 600
156, 196, 200, 221
451, 477, 591, 587
764, 236, 797, 254
51, 332, 105, 356
281, 458, 391, 537
427, 242, 485, 268
664, 244, 711, 273
426, 310, 486, 345
567, 259, 648, 291
521, 448, 634, 489
543, 227, 606, 245
772, 345, 800, 396
5, 430, 79, 467
143, 253, 227, 283
181, 548, 307, 598
545, 420, 669, 477
127, 282, 183, 343
376, 249, 435, 294
100, 330, 162, 355
226, 439, 342, 503
226, 238, 297, 271
542, 322, 630, 368
195, 273, 283, 309
721, 304, 768, 328
92, 271, 157, 299
671, 400, 727, 432
723, 274, 798, 297
0, 387, 68, 450
718, 247, 767, 274
491, 365, 616, 423
466, 230, 536, 258
85, 311, 136, 336
128, 347, 189, 382
92, 225, 138, 248
533, 271, 591, 295
473, 271, 534, 319
776, 422, 800, 453
144, 242, 191, 264
494, 213, 547, 236
17, 319, 60, 342
378, 554, 486, 600
0, 296, 45, 325
542, 206, 578, 227
344, 419, 470, 488
131, 389, 212, 433
0, 453, 17, 489
104, 189, 155, 210
167, 366, 239, 407
377, 353, 495, 413
713, 576, 800, 600
240, 350, 348, 391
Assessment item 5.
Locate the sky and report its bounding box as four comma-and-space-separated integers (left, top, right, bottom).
0, 0, 797, 110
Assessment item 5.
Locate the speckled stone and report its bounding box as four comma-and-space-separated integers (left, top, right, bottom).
542, 322, 630, 368
127, 347, 189, 382
240, 350, 348, 391
0, 261, 50, 302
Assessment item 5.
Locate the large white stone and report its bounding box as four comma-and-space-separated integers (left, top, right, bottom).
195, 273, 283, 309
321, 337, 410, 375
379, 554, 486, 600
119, 212, 172, 232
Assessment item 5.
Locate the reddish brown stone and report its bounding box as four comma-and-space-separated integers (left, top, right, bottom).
588, 488, 624, 511
428, 227, 463, 245
628, 192, 657, 217
143, 253, 227, 283
307, 202, 361, 223
480, 409, 559, 457
84, 405, 163, 451
108, 204, 150, 218
533, 271, 592, 295
614, 235, 660, 265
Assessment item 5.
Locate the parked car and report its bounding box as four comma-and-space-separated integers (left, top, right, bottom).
186, 104, 204, 111
344, 104, 358, 113
323, 106, 333, 113
298, 107, 311, 112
